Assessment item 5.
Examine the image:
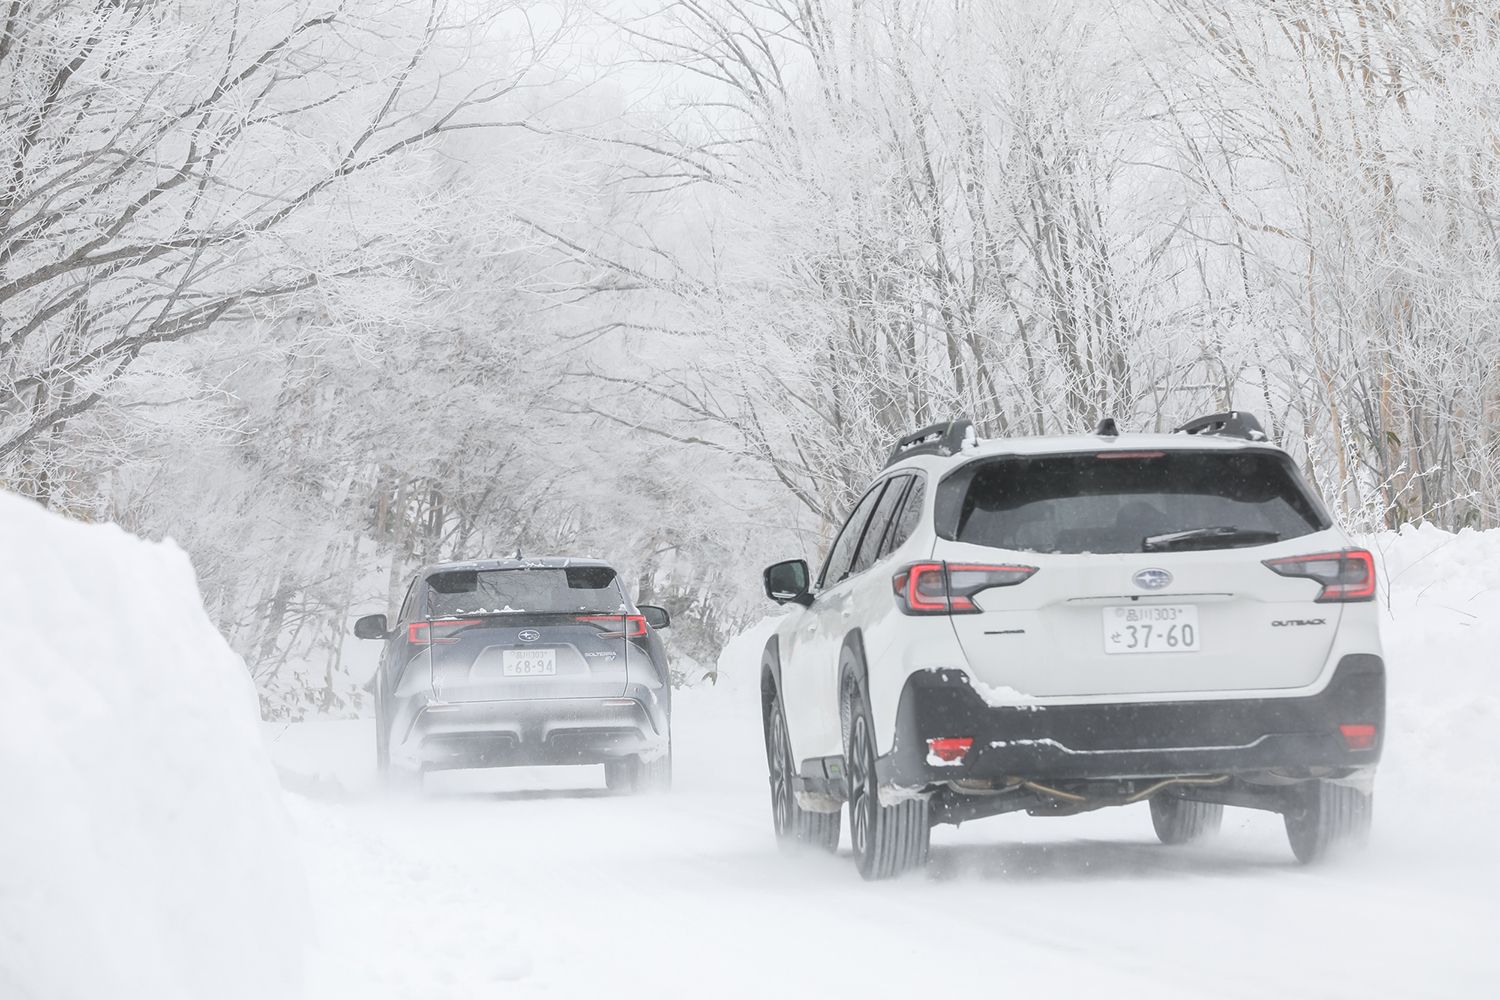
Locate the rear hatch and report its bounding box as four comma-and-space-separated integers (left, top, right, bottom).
422, 567, 633, 702
932, 447, 1341, 697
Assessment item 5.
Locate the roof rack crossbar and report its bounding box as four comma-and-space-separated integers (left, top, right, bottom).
1172, 411, 1267, 442
884, 419, 975, 468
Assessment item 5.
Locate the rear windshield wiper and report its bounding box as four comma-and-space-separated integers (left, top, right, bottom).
1142, 526, 1280, 552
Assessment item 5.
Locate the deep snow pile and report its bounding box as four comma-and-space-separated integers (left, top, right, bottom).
0, 493, 306, 1000
1373, 524, 1500, 815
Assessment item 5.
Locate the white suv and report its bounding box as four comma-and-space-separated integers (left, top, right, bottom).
760, 414, 1383, 879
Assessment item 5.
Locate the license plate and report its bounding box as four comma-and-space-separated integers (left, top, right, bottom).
502, 648, 557, 676
1103, 605, 1199, 654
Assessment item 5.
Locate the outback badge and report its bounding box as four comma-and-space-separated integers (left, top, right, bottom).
1133, 568, 1172, 590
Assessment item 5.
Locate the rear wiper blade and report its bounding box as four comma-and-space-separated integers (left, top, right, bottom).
1142, 526, 1280, 552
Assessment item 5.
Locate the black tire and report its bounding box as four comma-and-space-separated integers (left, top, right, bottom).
607, 746, 674, 794
374, 679, 420, 793
1284, 779, 1373, 864
374, 700, 391, 774
636, 746, 673, 794
1150, 795, 1224, 845
842, 674, 928, 880
604, 759, 633, 791
764, 694, 840, 853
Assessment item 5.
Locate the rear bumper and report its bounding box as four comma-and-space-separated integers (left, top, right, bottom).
876, 653, 1385, 786
392, 696, 667, 771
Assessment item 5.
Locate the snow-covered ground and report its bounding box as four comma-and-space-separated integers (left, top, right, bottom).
270, 523, 1500, 1000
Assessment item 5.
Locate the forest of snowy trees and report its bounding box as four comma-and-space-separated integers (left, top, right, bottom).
6, 0, 1500, 716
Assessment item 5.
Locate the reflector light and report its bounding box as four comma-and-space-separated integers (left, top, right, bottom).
577, 615, 648, 637
1340, 724, 1377, 750
927, 737, 974, 763
1263, 549, 1376, 602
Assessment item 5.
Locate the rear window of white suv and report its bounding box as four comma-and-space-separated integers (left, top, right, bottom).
935, 450, 1330, 554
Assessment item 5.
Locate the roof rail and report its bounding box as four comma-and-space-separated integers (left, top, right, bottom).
884, 419, 975, 468
1172, 411, 1267, 442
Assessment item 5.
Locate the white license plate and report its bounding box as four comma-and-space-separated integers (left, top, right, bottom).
1103, 605, 1200, 654
502, 648, 557, 676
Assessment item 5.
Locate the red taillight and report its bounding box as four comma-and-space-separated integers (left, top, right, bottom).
927, 737, 974, 763
576, 615, 647, 637
408, 619, 481, 644
893, 562, 949, 613
893, 562, 1038, 615
1340, 724, 1377, 750
1263, 549, 1376, 602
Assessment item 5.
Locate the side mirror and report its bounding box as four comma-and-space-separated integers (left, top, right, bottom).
763, 559, 813, 607
353, 614, 389, 640
638, 605, 671, 630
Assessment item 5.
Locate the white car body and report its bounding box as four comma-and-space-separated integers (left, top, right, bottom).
760, 418, 1384, 874
774, 431, 1380, 762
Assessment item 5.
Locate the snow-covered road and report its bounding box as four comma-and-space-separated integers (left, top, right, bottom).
270, 675, 1499, 1000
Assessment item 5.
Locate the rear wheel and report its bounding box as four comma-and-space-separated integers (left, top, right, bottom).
374, 682, 421, 793
604, 760, 632, 791
842, 676, 928, 880
1284, 779, 1373, 864
635, 746, 672, 794
606, 745, 673, 794
1150, 795, 1224, 845
765, 694, 840, 853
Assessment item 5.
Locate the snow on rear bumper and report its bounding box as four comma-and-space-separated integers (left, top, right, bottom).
875, 654, 1385, 786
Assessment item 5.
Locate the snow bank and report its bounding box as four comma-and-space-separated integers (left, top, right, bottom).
713, 611, 785, 691
0, 493, 307, 1000
1373, 524, 1500, 816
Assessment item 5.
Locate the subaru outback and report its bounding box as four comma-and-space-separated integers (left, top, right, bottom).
760, 414, 1382, 879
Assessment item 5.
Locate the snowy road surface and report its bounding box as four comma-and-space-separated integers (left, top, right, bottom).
268, 677, 1499, 1000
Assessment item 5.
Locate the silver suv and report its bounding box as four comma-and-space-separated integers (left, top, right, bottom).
761, 414, 1383, 879
356, 559, 673, 793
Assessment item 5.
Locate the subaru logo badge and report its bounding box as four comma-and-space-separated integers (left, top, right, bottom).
517, 629, 540, 642
1133, 568, 1172, 590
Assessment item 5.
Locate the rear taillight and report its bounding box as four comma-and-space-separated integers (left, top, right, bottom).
1340, 724, 1377, 750
1263, 549, 1375, 602
892, 561, 1037, 615
408, 619, 481, 644
576, 615, 647, 637
893, 562, 949, 613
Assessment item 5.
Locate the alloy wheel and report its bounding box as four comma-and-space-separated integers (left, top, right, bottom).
847, 710, 874, 860
768, 702, 795, 838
